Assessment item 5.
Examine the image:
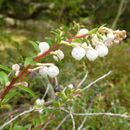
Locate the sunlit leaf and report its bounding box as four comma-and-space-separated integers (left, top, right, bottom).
0, 65, 12, 72
17, 85, 36, 98
24, 57, 36, 67
29, 40, 40, 53
0, 71, 8, 87
1, 90, 18, 104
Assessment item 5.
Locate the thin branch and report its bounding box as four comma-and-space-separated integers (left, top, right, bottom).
41, 120, 50, 130
78, 100, 93, 130
0, 108, 34, 130
35, 114, 54, 129
54, 77, 58, 85
55, 114, 70, 130
70, 113, 75, 130
42, 83, 50, 99
48, 107, 130, 119
77, 71, 89, 88
80, 71, 112, 92
73, 112, 130, 119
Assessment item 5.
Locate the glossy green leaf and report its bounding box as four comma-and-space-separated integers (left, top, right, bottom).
88, 28, 98, 35
29, 40, 40, 53
17, 85, 36, 98
0, 71, 8, 87
72, 39, 81, 43
24, 57, 36, 67
1, 90, 17, 104
0, 65, 12, 72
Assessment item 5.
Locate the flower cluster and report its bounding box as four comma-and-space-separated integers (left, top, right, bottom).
39, 65, 59, 78
63, 27, 126, 61
36, 99, 45, 105
35, 99, 45, 113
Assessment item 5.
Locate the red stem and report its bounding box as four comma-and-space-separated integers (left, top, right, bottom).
0, 33, 88, 101
35, 114, 54, 129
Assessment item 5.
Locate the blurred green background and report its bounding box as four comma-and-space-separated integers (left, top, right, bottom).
0, 0, 130, 129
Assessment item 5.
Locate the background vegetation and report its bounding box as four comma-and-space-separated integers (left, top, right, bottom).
0, 0, 130, 129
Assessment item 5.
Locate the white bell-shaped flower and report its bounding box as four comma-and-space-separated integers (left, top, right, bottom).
53, 49, 64, 61
96, 44, 108, 57
86, 48, 98, 61
107, 33, 115, 42
39, 66, 48, 77
48, 65, 59, 78
77, 28, 89, 36
39, 42, 50, 53
12, 64, 20, 71
72, 47, 86, 60
68, 84, 74, 89
36, 99, 45, 105
91, 34, 99, 46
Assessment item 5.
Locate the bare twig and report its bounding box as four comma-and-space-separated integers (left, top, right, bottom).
55, 114, 70, 130
0, 108, 34, 130
35, 114, 54, 129
48, 107, 130, 119
45, 78, 55, 99
77, 71, 89, 88
41, 120, 50, 130
73, 112, 130, 119
54, 77, 58, 85
42, 83, 50, 99
80, 71, 112, 92
70, 113, 75, 130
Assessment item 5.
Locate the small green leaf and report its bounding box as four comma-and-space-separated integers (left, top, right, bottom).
41, 105, 50, 113
99, 24, 106, 30
45, 37, 55, 46
97, 32, 103, 40
2, 90, 18, 104
17, 85, 36, 98
88, 28, 98, 35
52, 101, 60, 108
0, 71, 8, 87
0, 65, 12, 72
24, 57, 36, 67
13, 126, 26, 130
36, 41, 41, 44
57, 92, 67, 99
72, 39, 81, 43
29, 40, 40, 53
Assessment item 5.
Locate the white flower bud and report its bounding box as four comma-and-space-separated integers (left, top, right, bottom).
39, 66, 48, 77
107, 33, 115, 42
77, 28, 89, 36
68, 84, 74, 89
86, 48, 98, 61
48, 65, 59, 78
82, 42, 87, 48
72, 47, 86, 61
114, 39, 120, 44
102, 35, 107, 42
36, 99, 45, 105
12, 64, 20, 71
96, 44, 108, 57
39, 42, 50, 53
53, 49, 64, 61
91, 34, 99, 46
53, 55, 58, 61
